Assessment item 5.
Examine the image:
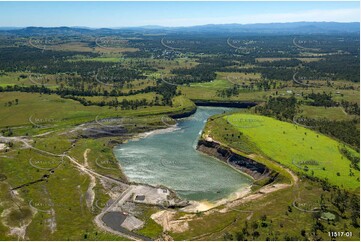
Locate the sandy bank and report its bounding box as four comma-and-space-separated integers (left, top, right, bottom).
181, 185, 252, 213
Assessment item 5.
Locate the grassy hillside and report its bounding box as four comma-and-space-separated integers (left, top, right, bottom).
223, 113, 359, 190
0, 92, 195, 135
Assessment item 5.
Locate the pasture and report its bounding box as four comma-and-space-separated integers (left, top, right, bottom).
225, 113, 359, 190
0, 92, 195, 136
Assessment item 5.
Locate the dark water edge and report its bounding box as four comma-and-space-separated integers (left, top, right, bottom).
197, 140, 278, 183
194, 100, 258, 108
169, 106, 197, 119
169, 101, 258, 119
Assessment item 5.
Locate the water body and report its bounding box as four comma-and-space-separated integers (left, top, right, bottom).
102, 212, 151, 241
114, 107, 252, 201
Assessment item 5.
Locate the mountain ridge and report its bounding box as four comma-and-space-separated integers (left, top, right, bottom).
1, 22, 359, 35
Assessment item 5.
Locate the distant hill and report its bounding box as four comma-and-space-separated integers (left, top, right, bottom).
0, 27, 23, 30
174, 22, 360, 34
5, 26, 94, 35
1, 22, 359, 35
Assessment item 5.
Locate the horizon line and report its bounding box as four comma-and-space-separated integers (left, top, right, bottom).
1, 20, 360, 29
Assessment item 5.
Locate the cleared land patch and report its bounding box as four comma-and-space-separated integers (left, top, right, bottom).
299, 105, 356, 121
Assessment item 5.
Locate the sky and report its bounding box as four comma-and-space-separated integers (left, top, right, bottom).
0, 1, 359, 28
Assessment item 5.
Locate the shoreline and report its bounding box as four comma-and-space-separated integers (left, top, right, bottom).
112, 107, 261, 213
125, 125, 181, 142
181, 185, 253, 213
195, 146, 256, 182
193, 100, 258, 108
196, 139, 275, 181
113, 123, 254, 212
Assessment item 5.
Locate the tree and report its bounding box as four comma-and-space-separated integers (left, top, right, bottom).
350, 195, 360, 227
223, 232, 233, 241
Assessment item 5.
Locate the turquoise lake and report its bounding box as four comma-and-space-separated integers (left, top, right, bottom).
114, 107, 252, 201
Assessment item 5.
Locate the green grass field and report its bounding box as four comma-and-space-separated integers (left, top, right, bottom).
0, 92, 195, 136
188, 72, 263, 92
70, 56, 122, 62
0, 72, 61, 86
299, 105, 356, 121
190, 79, 232, 89
224, 113, 359, 190
180, 85, 268, 102
82, 92, 161, 103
